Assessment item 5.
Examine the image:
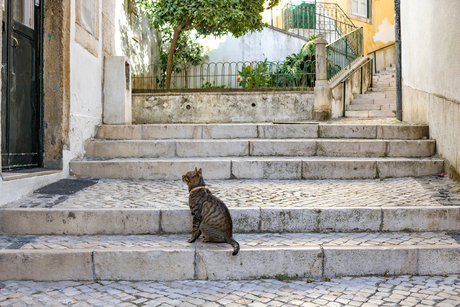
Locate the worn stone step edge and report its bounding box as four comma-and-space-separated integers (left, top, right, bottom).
69, 157, 444, 180
84, 139, 436, 159
0, 244, 459, 281
1, 206, 459, 235
95, 124, 429, 140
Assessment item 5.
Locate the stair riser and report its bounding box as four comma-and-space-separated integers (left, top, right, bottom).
1, 245, 459, 281
70, 159, 443, 180
373, 82, 396, 88
346, 110, 397, 118
2, 207, 459, 235
351, 99, 395, 105
94, 124, 429, 140
85, 140, 435, 159
347, 104, 382, 111
368, 87, 397, 92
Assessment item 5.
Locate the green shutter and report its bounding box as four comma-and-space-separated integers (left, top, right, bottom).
367, 0, 370, 19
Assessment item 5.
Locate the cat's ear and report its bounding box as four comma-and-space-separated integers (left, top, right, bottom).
194, 167, 198, 172
198, 168, 202, 175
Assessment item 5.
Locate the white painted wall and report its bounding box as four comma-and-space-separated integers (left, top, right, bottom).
114, 1, 160, 72
64, 0, 104, 175
401, 0, 460, 103
206, 27, 308, 63
401, 0, 460, 179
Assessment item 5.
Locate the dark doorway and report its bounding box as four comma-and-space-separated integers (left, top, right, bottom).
1, 0, 42, 171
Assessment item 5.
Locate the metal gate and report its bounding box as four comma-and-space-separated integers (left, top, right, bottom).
1, 0, 42, 171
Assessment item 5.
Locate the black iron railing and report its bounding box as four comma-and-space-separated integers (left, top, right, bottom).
132, 60, 316, 92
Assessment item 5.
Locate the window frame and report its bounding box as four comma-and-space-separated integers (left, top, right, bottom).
348, 0, 373, 24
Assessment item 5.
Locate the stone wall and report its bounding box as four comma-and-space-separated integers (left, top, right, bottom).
132, 92, 314, 124
401, 0, 460, 181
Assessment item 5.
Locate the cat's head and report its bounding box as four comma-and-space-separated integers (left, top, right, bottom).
182, 167, 204, 190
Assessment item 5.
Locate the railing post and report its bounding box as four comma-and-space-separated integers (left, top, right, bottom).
313, 34, 332, 120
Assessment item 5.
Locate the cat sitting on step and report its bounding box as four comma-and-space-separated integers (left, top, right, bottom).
182, 168, 240, 256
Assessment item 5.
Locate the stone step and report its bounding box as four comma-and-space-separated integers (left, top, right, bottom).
346, 110, 397, 118
85, 139, 435, 159
95, 124, 429, 140
368, 87, 396, 92
346, 104, 382, 111
1, 232, 459, 281
354, 93, 386, 99
373, 82, 396, 88
69, 157, 443, 180
1, 206, 458, 235
350, 98, 395, 105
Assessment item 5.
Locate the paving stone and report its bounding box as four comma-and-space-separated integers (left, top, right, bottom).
4, 176, 458, 210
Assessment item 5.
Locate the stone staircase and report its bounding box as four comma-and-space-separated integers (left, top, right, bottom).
69, 122, 443, 180
1, 122, 457, 282
346, 65, 397, 118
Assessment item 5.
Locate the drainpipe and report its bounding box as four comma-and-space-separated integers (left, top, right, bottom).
394, 0, 402, 121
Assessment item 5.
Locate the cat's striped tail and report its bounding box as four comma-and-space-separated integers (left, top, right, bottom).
229, 238, 240, 256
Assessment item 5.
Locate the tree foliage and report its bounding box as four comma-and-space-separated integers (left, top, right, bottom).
138, 0, 280, 88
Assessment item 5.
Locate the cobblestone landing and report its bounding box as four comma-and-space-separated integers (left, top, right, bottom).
1, 275, 459, 306
3, 176, 460, 209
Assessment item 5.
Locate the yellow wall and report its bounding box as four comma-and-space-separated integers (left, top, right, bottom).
326, 0, 395, 55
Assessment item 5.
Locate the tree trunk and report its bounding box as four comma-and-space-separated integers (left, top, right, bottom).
165, 25, 182, 90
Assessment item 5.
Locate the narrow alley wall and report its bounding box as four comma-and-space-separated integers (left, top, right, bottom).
401, 0, 460, 181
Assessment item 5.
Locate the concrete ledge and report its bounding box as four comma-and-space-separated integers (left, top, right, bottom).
323, 246, 418, 277
232, 159, 303, 179
93, 248, 195, 281
3, 206, 459, 235
260, 208, 318, 233
376, 158, 444, 178
303, 159, 377, 179
418, 245, 460, 275
0, 209, 160, 235
196, 246, 322, 280
0, 249, 93, 281
0, 171, 64, 206
3, 244, 460, 281
382, 207, 460, 232
94, 123, 430, 140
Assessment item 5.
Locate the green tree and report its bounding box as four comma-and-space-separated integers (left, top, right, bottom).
138, 0, 280, 89
157, 28, 208, 88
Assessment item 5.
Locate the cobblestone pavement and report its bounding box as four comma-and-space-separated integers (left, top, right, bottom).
0, 232, 458, 251
1, 275, 459, 306
3, 176, 460, 209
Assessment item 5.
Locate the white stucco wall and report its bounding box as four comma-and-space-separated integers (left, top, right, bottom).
401, 0, 460, 103
401, 0, 460, 180
206, 27, 308, 63
65, 0, 104, 175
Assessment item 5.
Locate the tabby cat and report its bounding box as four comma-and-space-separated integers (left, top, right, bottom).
182, 168, 240, 255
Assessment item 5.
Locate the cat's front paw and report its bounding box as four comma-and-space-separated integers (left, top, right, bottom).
187, 237, 197, 243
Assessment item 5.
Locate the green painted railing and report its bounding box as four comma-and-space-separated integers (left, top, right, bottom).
263, 2, 357, 43
132, 60, 316, 92
326, 27, 364, 81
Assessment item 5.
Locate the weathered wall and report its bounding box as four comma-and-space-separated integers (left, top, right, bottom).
43, 0, 71, 169
325, 0, 395, 55
206, 27, 308, 63
133, 92, 314, 124
330, 59, 372, 118
115, 0, 160, 73
401, 0, 460, 181
65, 0, 104, 175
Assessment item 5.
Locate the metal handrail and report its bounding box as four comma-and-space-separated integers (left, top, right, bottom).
326, 27, 364, 80
369, 42, 396, 73
341, 58, 374, 117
